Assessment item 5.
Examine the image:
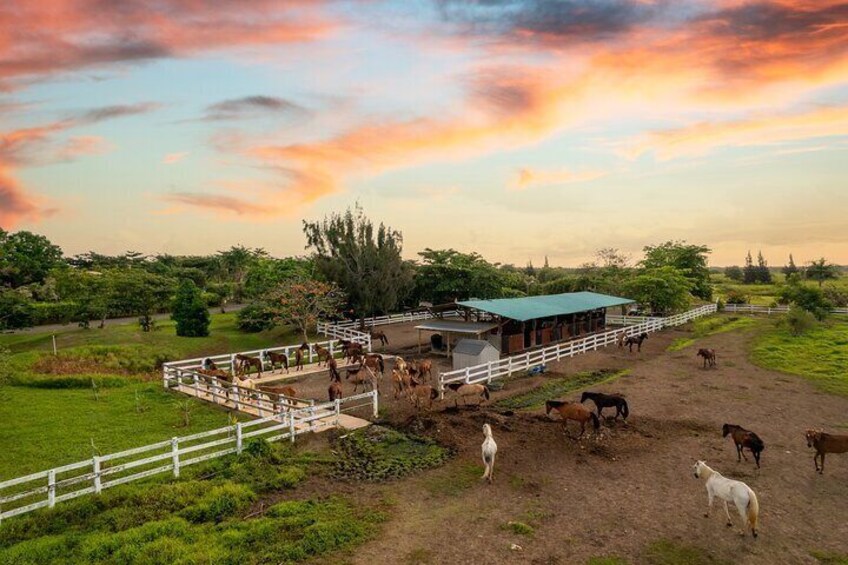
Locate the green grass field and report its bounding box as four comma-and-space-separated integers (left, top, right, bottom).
0, 313, 303, 479
667, 314, 758, 351
751, 319, 848, 397
711, 273, 848, 307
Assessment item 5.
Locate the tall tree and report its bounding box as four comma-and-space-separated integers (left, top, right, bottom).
641, 241, 712, 300
415, 249, 504, 304
171, 279, 210, 337
755, 251, 772, 284
782, 254, 799, 277
264, 278, 345, 341
623, 266, 693, 314
303, 205, 412, 319
217, 245, 266, 302
0, 229, 64, 288
806, 258, 839, 288
742, 251, 757, 284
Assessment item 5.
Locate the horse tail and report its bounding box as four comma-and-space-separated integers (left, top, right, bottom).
621, 399, 629, 419
590, 412, 600, 430
747, 488, 759, 538
482, 386, 490, 400
751, 433, 765, 452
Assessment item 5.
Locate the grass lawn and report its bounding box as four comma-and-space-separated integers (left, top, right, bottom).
668, 314, 758, 351
751, 319, 848, 397
0, 313, 305, 479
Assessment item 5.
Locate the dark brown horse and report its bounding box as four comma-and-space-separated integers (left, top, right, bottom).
327, 357, 341, 382
545, 400, 600, 438
697, 348, 717, 368
722, 423, 765, 468
806, 429, 848, 474
328, 380, 343, 402
623, 332, 648, 352
580, 391, 629, 420
201, 357, 219, 371
314, 343, 332, 366
294, 342, 309, 371
362, 353, 385, 376
262, 350, 289, 373
234, 354, 262, 377
343, 342, 364, 362
370, 329, 388, 347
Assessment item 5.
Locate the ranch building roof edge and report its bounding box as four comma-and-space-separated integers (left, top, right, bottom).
457, 291, 634, 322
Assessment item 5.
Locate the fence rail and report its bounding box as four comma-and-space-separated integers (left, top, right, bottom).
317, 310, 463, 333
722, 304, 848, 315
161, 333, 371, 385
0, 391, 378, 523
438, 304, 717, 395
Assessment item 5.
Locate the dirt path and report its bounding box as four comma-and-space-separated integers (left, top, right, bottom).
325, 321, 848, 564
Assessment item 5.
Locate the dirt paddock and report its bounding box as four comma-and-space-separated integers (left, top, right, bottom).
285, 320, 848, 564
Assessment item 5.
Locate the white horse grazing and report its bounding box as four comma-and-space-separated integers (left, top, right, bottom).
481, 423, 498, 484
692, 460, 759, 538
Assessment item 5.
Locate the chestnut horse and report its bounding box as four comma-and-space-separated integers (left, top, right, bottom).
234, 354, 262, 377
262, 350, 289, 373
445, 382, 490, 407
697, 348, 717, 368
545, 400, 600, 438
722, 423, 765, 468
406, 378, 438, 411
328, 380, 343, 402
370, 329, 389, 347
806, 429, 848, 474
314, 343, 332, 367
294, 343, 309, 371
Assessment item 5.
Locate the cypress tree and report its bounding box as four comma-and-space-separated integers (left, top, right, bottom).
172, 279, 210, 337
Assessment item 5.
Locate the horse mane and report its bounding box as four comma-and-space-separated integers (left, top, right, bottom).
545, 399, 568, 408
446, 382, 463, 391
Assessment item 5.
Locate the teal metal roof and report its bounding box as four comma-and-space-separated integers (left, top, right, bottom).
457, 291, 634, 322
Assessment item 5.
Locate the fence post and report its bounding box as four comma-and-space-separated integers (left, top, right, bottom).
309, 406, 315, 432
230, 354, 236, 377
171, 437, 180, 478
329, 341, 335, 361
372, 390, 379, 418
464, 366, 471, 384
93, 456, 102, 494
289, 412, 296, 443
233, 386, 240, 412
487, 361, 493, 384
236, 422, 243, 454
192, 373, 200, 398
47, 469, 56, 508
162, 366, 169, 389
335, 398, 341, 426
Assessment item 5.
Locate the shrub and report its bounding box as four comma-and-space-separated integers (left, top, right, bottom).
779, 283, 832, 320
783, 307, 817, 336
723, 289, 748, 305
823, 287, 848, 307
236, 302, 276, 332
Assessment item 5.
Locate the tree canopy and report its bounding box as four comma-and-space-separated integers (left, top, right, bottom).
0, 229, 64, 288
415, 248, 506, 304
171, 279, 211, 337
641, 241, 711, 300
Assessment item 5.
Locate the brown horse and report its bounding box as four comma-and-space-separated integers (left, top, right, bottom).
346, 366, 377, 393
202, 358, 219, 371
722, 423, 765, 468
234, 354, 262, 377
344, 342, 364, 363
263, 350, 289, 373
545, 400, 600, 438
580, 391, 629, 420
806, 429, 848, 474
414, 359, 433, 381
197, 368, 232, 382
391, 368, 413, 399
697, 348, 717, 368
294, 343, 309, 371
327, 357, 341, 382
362, 354, 385, 377
445, 382, 490, 407
371, 329, 388, 347
407, 378, 438, 411
314, 343, 332, 367
623, 332, 648, 352
328, 380, 343, 402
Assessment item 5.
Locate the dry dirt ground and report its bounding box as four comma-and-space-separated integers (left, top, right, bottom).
271, 320, 848, 564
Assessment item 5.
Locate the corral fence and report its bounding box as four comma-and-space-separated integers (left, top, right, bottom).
722, 304, 848, 315
317, 309, 463, 333
0, 391, 377, 523
438, 304, 718, 396
161, 334, 371, 385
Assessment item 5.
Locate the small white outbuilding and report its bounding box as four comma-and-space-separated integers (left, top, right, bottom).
451, 339, 500, 371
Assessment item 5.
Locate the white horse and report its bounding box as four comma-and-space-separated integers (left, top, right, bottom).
692, 460, 759, 538
481, 423, 498, 484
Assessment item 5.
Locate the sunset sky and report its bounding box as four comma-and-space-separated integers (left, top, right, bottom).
2, 0, 847, 266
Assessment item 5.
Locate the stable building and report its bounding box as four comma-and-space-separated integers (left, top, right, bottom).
457, 291, 634, 355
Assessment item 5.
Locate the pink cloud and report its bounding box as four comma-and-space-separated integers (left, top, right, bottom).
162, 152, 189, 164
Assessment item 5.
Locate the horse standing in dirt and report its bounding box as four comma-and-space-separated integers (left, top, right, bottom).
326, 357, 341, 382
692, 460, 759, 538
445, 382, 490, 407
697, 348, 717, 368
413, 359, 433, 381
481, 423, 498, 484
391, 368, 413, 399
294, 343, 309, 371
343, 342, 364, 363
370, 329, 388, 347
616, 330, 628, 348
362, 354, 385, 377
314, 343, 332, 367
545, 400, 600, 438
580, 391, 629, 421
806, 429, 848, 474
262, 350, 289, 373
234, 354, 262, 377
623, 332, 648, 352
406, 378, 438, 411
722, 424, 765, 468
328, 380, 343, 402
346, 365, 377, 393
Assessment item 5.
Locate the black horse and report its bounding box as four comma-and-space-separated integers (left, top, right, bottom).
580, 391, 629, 420
623, 332, 648, 352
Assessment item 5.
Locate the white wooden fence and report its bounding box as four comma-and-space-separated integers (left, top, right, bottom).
161, 333, 371, 385
317, 309, 463, 334
438, 304, 717, 395
0, 390, 378, 523
722, 304, 848, 315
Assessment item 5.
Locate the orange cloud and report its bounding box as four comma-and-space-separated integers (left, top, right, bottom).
0, 165, 49, 228
625, 105, 848, 160
511, 167, 608, 191
158, 192, 282, 218
162, 152, 189, 164
0, 1, 337, 88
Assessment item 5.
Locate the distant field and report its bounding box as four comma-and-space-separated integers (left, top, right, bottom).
711, 273, 848, 307
0, 313, 302, 478
751, 318, 848, 397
